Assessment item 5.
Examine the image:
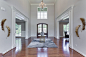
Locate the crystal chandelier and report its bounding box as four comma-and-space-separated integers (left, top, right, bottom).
39, 0, 46, 9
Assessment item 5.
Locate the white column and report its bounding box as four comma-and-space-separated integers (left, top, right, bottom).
69, 6, 74, 49
56, 20, 60, 39
25, 19, 29, 39
11, 6, 16, 48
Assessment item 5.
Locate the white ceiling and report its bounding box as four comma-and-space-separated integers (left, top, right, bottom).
30, 0, 56, 4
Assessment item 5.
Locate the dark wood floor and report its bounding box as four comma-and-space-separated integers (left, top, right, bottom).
2, 37, 84, 57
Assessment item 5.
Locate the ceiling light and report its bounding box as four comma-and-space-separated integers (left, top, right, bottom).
39, 0, 46, 9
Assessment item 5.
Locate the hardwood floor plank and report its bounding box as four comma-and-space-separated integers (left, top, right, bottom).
2, 37, 84, 57
0, 53, 2, 57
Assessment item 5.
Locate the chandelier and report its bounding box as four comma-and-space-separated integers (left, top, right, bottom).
39, 0, 46, 9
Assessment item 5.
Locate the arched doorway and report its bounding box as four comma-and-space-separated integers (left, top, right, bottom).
37, 23, 48, 38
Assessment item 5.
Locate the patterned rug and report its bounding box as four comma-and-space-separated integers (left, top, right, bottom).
27, 39, 58, 48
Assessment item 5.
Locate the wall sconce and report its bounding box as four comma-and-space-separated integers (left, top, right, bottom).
1, 19, 7, 31
80, 18, 86, 31
75, 25, 81, 37
6, 26, 10, 37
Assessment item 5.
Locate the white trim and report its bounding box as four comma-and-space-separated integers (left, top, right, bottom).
69, 7, 74, 49
11, 6, 29, 48
37, 7, 48, 19
31, 4, 54, 5
56, 21, 59, 39
73, 47, 86, 57
25, 19, 29, 39
56, 5, 74, 49
11, 6, 16, 48
12, 7, 29, 20
56, 5, 74, 20
2, 47, 15, 54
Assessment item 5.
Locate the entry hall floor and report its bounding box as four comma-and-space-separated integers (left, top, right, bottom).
3, 37, 84, 57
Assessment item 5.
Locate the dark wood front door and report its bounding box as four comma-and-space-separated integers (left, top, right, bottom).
37, 23, 48, 38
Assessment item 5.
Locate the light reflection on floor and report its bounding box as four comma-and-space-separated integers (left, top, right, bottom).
37, 48, 48, 57
63, 38, 69, 54
15, 38, 22, 53
14, 38, 70, 57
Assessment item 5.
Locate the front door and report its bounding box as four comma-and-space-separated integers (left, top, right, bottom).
37, 23, 48, 38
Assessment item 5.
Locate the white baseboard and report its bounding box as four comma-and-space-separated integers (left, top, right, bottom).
69, 45, 73, 49
2, 46, 15, 54
73, 47, 86, 57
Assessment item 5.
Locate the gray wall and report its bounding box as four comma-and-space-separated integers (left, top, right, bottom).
6, 0, 31, 18
0, 1, 12, 54
0, 0, 31, 54
6, 0, 31, 38
31, 5, 55, 37
73, 0, 86, 55
55, 0, 86, 56
59, 23, 63, 36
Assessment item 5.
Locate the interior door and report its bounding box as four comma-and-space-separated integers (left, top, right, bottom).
37, 23, 48, 38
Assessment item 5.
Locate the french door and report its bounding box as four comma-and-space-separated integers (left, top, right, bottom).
37, 23, 48, 38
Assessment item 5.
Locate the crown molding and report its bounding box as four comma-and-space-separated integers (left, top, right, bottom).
31, 3, 54, 5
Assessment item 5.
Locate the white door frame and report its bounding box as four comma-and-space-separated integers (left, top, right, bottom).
25, 19, 29, 39
56, 6, 74, 49
12, 6, 16, 48
11, 6, 29, 48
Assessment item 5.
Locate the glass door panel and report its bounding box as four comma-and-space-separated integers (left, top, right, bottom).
38, 24, 42, 33
43, 24, 47, 33
37, 23, 48, 38
38, 24, 42, 37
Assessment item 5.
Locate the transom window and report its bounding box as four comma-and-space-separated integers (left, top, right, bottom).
37, 7, 47, 19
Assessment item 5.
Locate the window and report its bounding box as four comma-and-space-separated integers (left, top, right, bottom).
37, 7, 47, 19
63, 23, 69, 36
15, 23, 21, 36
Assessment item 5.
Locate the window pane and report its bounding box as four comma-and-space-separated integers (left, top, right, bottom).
67, 23, 69, 35
41, 12, 44, 19
15, 23, 21, 36
43, 24, 47, 33
38, 12, 40, 19
44, 11, 47, 19
63, 25, 67, 31
38, 24, 42, 33
37, 7, 47, 19
63, 25, 67, 36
